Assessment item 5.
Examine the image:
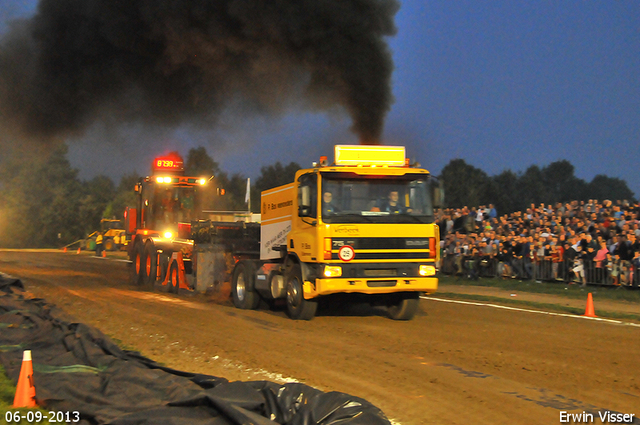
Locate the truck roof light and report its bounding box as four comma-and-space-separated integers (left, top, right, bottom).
334, 145, 406, 166
319, 156, 328, 166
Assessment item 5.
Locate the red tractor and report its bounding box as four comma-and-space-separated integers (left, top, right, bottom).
125, 152, 209, 292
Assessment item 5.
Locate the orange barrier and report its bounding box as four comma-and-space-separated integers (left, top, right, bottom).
583, 293, 597, 318
13, 350, 36, 408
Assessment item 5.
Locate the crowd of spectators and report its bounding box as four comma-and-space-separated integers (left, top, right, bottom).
437, 199, 640, 288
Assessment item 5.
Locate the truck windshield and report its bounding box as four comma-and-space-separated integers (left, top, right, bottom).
321, 173, 436, 224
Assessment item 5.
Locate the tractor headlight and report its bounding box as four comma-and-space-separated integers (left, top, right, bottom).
419, 265, 436, 276
163, 231, 173, 239
324, 265, 342, 277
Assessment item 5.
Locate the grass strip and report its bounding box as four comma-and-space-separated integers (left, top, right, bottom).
433, 292, 640, 322
0, 366, 14, 409
438, 275, 640, 303
0, 366, 50, 425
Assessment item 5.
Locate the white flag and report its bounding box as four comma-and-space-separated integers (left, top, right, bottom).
245, 178, 250, 204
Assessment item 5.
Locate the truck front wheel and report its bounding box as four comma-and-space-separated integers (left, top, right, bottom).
231, 260, 260, 310
387, 293, 420, 320
286, 264, 317, 320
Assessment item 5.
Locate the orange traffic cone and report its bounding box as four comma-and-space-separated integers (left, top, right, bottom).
583, 293, 597, 318
77, 246, 81, 254
63, 247, 67, 253
102, 250, 106, 258
13, 350, 36, 408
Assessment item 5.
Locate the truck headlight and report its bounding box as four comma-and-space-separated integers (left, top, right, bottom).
419, 265, 436, 276
324, 265, 342, 277
163, 231, 173, 239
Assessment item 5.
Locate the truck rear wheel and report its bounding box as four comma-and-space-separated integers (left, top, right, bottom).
143, 243, 157, 287
231, 260, 259, 310
286, 264, 317, 320
387, 293, 420, 320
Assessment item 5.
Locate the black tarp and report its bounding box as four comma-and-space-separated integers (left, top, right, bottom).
0, 274, 391, 425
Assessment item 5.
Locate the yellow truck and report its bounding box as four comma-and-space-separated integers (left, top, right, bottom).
229, 145, 442, 320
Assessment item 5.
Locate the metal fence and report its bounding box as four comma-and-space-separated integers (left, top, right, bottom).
440, 254, 640, 288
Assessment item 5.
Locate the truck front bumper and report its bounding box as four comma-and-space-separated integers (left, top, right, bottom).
304, 276, 438, 299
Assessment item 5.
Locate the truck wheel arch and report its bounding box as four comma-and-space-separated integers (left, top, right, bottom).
283, 254, 315, 285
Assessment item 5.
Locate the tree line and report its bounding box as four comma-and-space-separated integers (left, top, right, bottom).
0, 145, 633, 248
440, 159, 634, 213
0, 144, 300, 248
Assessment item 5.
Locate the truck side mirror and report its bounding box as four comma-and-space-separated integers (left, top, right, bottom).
431, 178, 444, 209
299, 186, 311, 216
433, 187, 444, 209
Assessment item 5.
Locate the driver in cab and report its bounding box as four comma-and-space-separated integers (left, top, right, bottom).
322, 191, 339, 216
383, 190, 411, 214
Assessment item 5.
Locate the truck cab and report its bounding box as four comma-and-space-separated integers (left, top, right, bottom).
248, 145, 442, 320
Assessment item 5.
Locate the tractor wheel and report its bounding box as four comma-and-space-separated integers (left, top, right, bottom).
168, 261, 180, 294
231, 260, 260, 309
104, 238, 114, 251
285, 264, 317, 320
158, 252, 170, 286
387, 293, 420, 320
143, 243, 157, 288
130, 242, 145, 286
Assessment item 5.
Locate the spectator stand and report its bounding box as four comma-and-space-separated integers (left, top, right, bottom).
437, 200, 640, 288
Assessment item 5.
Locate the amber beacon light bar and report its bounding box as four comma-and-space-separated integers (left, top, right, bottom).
334, 145, 407, 167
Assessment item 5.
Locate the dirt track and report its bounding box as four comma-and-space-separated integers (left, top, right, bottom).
1, 250, 639, 425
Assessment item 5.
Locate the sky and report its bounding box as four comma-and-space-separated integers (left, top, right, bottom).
1, 0, 639, 199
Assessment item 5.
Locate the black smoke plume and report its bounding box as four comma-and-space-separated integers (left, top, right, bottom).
0, 0, 399, 145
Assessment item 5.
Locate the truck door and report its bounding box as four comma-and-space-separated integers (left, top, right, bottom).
293, 173, 318, 262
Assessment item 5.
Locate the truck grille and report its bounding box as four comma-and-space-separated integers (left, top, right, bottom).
364, 268, 397, 277
331, 237, 433, 261
332, 237, 429, 250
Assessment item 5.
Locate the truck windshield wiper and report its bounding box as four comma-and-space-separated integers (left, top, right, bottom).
333, 212, 375, 223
